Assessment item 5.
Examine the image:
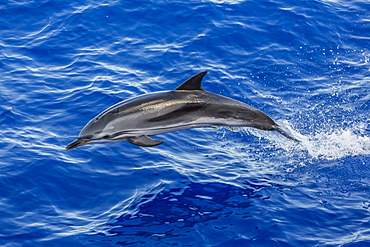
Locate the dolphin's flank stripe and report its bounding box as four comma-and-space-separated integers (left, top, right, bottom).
147, 104, 205, 122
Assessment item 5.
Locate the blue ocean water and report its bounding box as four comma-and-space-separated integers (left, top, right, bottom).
0, 0, 369, 246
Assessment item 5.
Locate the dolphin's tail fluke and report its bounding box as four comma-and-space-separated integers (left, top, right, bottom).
275, 125, 301, 142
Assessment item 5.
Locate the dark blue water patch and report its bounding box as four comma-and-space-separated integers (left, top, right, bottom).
0, 109, 19, 126
92, 182, 261, 246
343, 242, 370, 247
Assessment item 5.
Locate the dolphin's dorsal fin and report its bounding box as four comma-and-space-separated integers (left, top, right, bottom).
174, 71, 207, 90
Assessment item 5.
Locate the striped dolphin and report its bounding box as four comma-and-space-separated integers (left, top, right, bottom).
66, 71, 300, 150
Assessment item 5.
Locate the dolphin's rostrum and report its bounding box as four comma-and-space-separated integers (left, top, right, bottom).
66, 71, 300, 150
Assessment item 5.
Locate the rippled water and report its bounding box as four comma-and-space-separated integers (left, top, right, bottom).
0, 0, 369, 246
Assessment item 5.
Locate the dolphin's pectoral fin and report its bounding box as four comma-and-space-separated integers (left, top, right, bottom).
127, 135, 164, 147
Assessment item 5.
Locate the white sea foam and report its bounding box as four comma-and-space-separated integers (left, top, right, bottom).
247, 121, 370, 161
299, 123, 369, 160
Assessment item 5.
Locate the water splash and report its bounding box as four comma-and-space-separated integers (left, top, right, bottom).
247, 121, 370, 161
299, 122, 370, 160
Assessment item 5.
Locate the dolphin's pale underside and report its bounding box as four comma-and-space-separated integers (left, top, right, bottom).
66, 71, 300, 150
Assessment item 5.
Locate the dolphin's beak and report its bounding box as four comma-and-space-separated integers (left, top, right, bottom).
65, 139, 91, 150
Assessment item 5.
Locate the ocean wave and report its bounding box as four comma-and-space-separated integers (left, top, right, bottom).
1, 0, 370, 245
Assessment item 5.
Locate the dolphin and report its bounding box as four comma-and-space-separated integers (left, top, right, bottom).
66, 71, 300, 150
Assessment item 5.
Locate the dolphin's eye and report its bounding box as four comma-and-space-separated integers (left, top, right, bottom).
94, 117, 99, 121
